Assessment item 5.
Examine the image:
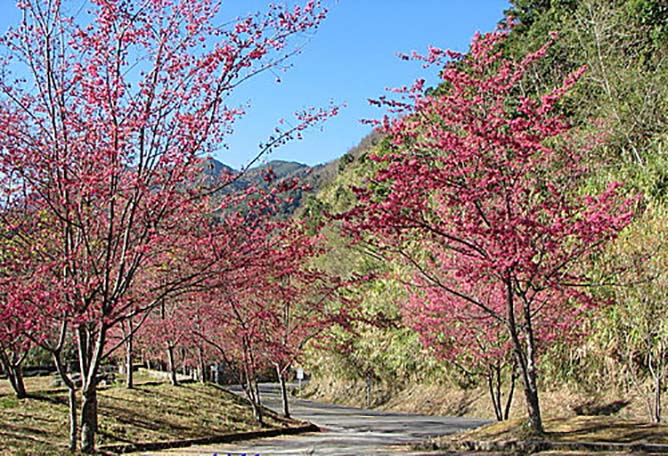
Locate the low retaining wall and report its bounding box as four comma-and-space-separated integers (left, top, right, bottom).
98, 423, 320, 454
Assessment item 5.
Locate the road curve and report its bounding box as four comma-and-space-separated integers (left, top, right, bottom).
141, 383, 490, 456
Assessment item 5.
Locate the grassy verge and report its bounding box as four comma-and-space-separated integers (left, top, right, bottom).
430, 415, 668, 452
0, 370, 291, 455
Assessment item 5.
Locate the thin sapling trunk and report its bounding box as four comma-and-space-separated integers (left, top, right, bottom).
276, 364, 290, 418
167, 344, 178, 386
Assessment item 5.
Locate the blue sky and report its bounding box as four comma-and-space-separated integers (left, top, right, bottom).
0, 0, 509, 168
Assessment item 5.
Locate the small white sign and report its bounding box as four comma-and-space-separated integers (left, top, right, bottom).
296, 368, 304, 380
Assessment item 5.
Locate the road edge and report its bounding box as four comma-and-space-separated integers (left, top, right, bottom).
430, 438, 668, 454
97, 422, 320, 454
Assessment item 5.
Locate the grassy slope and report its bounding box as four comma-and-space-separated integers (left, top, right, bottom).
437, 415, 668, 446
0, 370, 287, 456
304, 376, 653, 422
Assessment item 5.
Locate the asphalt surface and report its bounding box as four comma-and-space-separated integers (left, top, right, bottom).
141, 383, 491, 456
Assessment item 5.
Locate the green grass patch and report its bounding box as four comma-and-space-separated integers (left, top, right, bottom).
0, 370, 287, 455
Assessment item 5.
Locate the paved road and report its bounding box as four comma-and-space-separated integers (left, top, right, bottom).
142, 383, 490, 456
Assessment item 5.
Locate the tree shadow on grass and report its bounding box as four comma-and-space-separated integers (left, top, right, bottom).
573, 400, 629, 416
546, 419, 668, 443
26, 391, 71, 406
0, 423, 53, 440
99, 402, 192, 432
0, 429, 55, 456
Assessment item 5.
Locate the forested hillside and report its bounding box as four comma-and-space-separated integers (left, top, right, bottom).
297, 0, 668, 426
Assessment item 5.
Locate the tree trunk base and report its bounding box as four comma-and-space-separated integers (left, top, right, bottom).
80, 388, 98, 453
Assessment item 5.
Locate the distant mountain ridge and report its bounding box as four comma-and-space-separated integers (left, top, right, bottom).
203, 131, 381, 216
200, 158, 334, 216
204, 158, 330, 189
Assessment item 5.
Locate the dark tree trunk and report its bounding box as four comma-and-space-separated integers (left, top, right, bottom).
250, 397, 263, 424
486, 360, 518, 422
68, 386, 77, 451
512, 345, 543, 433
254, 380, 262, 412
504, 365, 518, 421
76, 323, 107, 454
6, 365, 27, 399
240, 362, 263, 425
237, 335, 263, 425
52, 349, 77, 451
198, 346, 206, 384
246, 373, 263, 425
125, 321, 134, 389
10, 367, 27, 399
80, 386, 98, 453
487, 366, 503, 421
277, 365, 290, 418
521, 304, 543, 433
647, 351, 663, 423
506, 279, 543, 435
654, 375, 662, 423
167, 344, 178, 386
0, 350, 27, 399
648, 347, 665, 424
365, 372, 373, 408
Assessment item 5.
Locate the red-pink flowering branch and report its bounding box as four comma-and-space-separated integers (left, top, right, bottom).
345, 26, 637, 434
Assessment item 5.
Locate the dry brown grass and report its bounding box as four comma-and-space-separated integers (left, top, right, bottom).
437, 415, 668, 446
382, 382, 650, 422
0, 374, 53, 396
305, 377, 651, 422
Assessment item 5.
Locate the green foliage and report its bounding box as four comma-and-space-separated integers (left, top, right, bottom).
597, 208, 668, 419
300, 133, 478, 393
24, 346, 53, 367
490, 4, 668, 407
504, 0, 668, 168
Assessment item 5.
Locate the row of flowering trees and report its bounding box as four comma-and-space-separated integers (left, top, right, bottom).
120, 212, 350, 423
0, 0, 642, 450
0, 0, 347, 453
